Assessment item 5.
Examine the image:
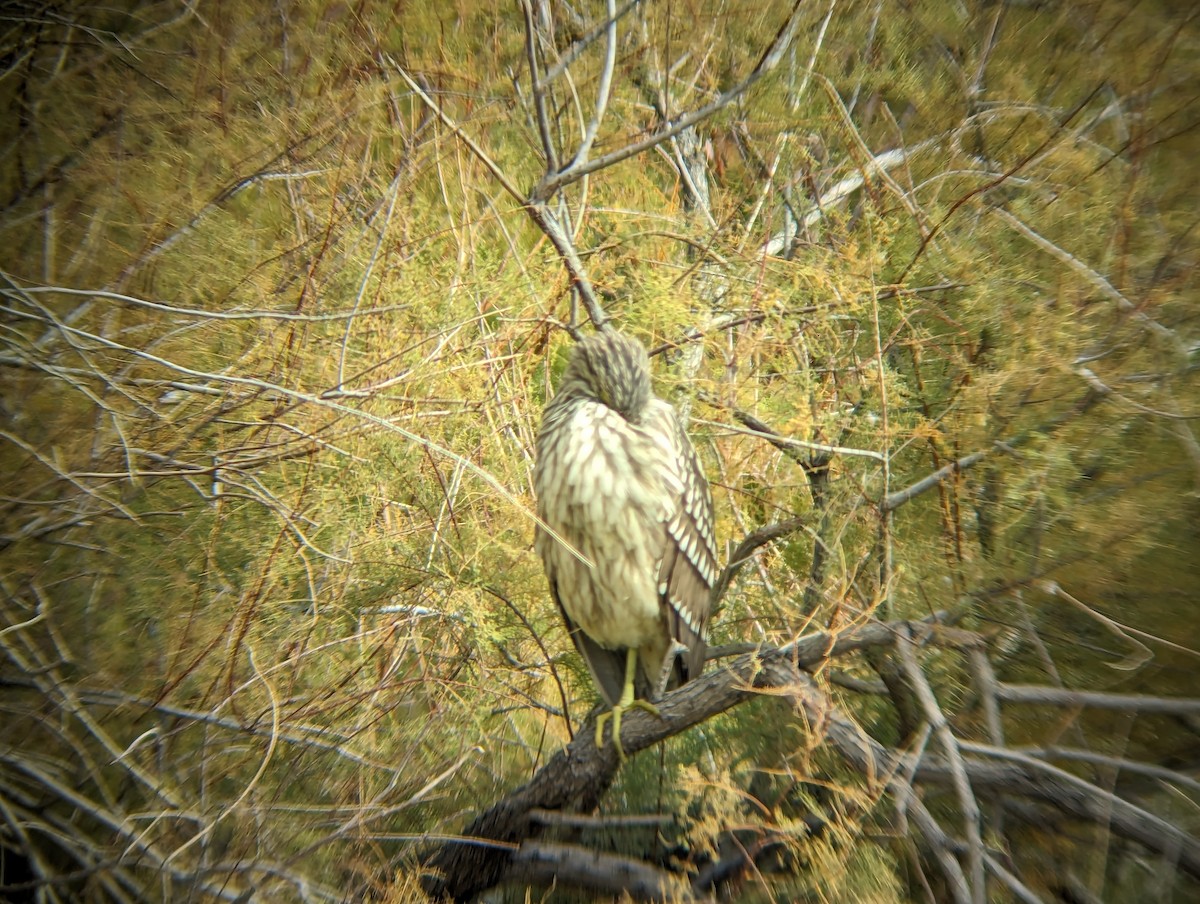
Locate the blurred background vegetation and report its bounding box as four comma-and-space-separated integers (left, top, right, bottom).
1, 1, 1197, 901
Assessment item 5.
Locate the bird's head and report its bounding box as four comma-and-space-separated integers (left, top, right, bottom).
565, 331, 651, 422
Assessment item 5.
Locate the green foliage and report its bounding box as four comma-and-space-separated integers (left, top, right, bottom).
1, 0, 1197, 901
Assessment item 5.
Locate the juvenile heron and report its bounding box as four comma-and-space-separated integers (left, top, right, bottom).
533, 330, 717, 759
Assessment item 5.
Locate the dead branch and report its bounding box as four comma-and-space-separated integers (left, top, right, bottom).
710, 515, 806, 607
943, 742, 1200, 878
995, 684, 1200, 714
895, 628, 986, 904
759, 660, 1200, 887
498, 840, 690, 902
990, 746, 1200, 796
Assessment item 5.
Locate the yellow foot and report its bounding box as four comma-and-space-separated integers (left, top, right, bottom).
595, 698, 661, 761
593, 648, 664, 761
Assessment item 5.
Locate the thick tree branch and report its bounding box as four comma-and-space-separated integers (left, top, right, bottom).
498, 841, 689, 902
421, 611, 1200, 900
420, 616, 945, 900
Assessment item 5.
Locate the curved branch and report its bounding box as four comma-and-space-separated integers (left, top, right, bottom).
419, 616, 943, 900
421, 613, 1200, 900
520, 0, 559, 172
710, 516, 806, 607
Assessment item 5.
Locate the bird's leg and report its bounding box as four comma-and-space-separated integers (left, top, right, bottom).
594, 648, 661, 761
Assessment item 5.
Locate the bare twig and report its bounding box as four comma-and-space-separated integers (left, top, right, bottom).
521, 0, 559, 172
541, 0, 644, 85
882, 449, 989, 512
529, 1, 807, 201
710, 516, 806, 608
571, 0, 618, 167
895, 628, 987, 904
992, 206, 1187, 358
3, 278, 411, 322
1041, 580, 1197, 665
388, 63, 526, 206
994, 684, 1200, 714
694, 402, 886, 465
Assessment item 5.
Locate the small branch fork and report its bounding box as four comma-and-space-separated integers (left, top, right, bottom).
391, 2, 806, 332
420, 614, 1200, 901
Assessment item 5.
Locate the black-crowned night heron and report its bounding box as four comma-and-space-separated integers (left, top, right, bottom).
533, 330, 717, 759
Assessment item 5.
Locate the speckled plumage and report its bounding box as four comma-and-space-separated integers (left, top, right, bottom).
533, 331, 717, 709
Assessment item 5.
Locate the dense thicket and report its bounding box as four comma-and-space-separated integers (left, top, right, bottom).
1, 2, 1197, 902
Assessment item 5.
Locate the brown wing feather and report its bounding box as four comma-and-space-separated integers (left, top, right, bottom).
655, 407, 718, 690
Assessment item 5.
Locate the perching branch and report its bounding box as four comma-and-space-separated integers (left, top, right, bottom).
499, 840, 689, 902
420, 614, 1200, 901
420, 615, 948, 901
